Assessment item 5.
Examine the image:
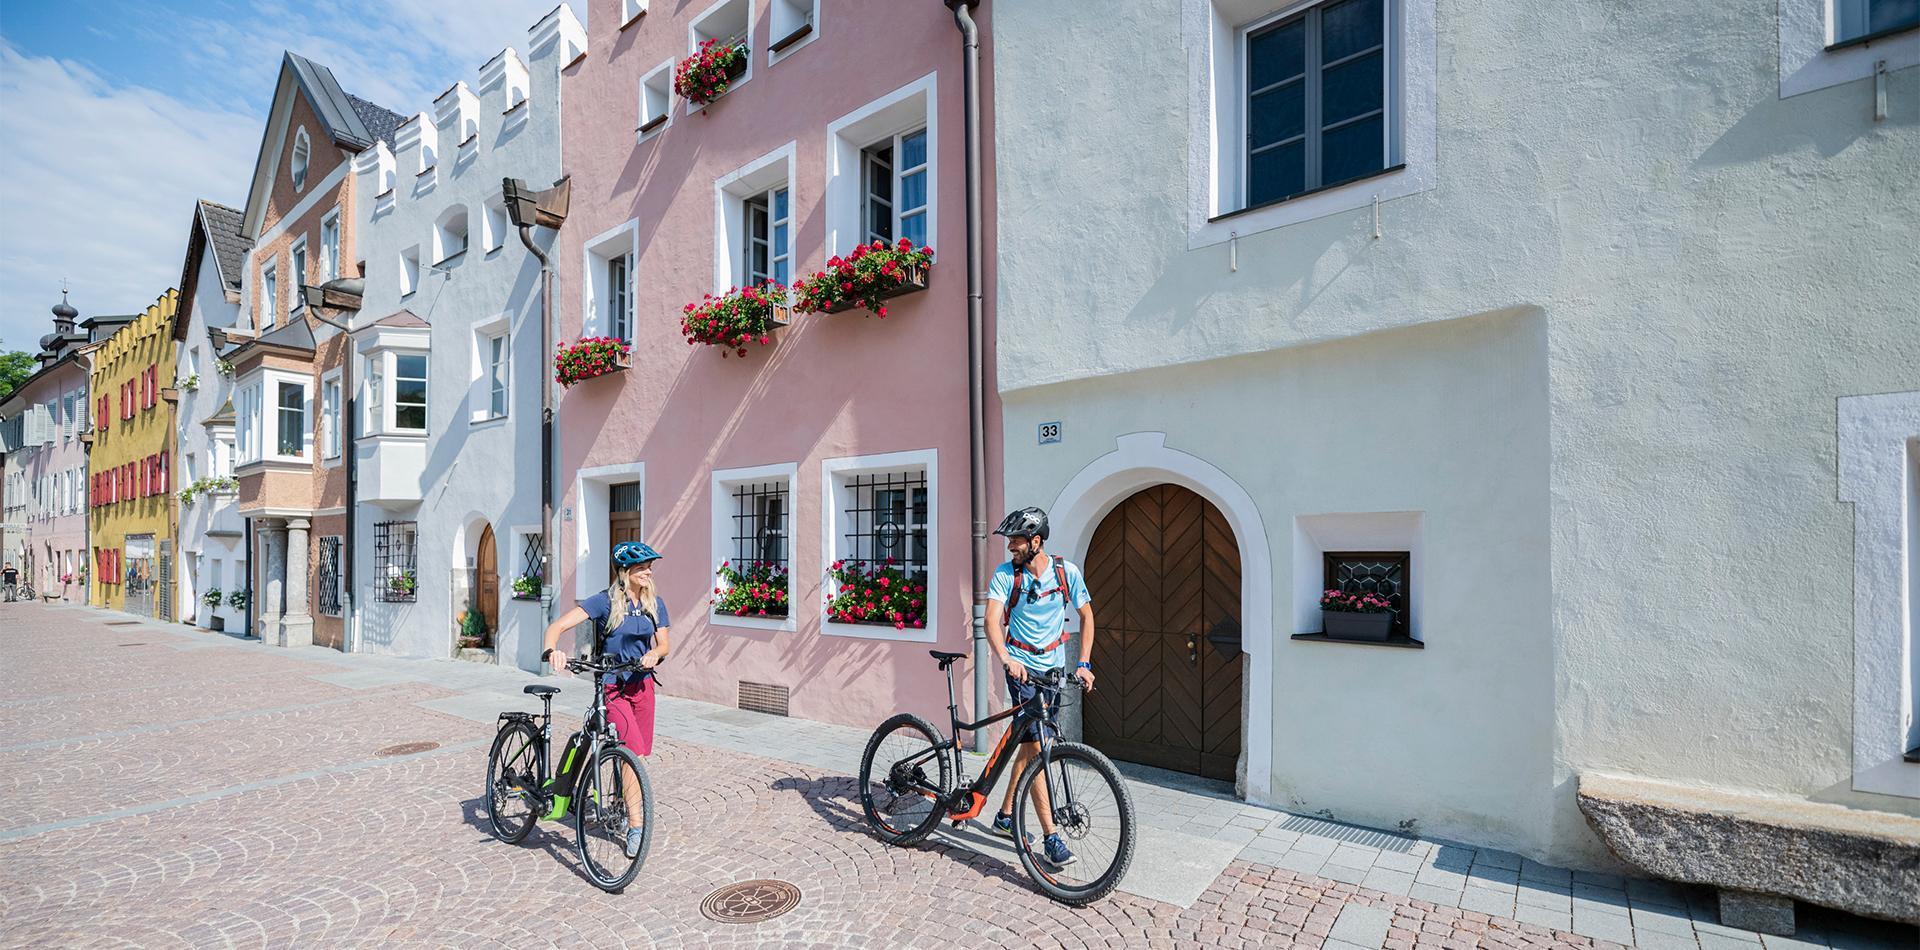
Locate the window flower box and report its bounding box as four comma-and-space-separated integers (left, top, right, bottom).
793, 240, 932, 318
510, 575, 542, 601
675, 38, 749, 108
712, 559, 789, 618
1319, 588, 1393, 641
680, 282, 790, 358
554, 337, 632, 387
826, 558, 926, 630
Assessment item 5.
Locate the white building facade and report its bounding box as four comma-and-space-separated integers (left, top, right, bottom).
173, 200, 252, 631
992, 0, 1919, 902
347, 7, 581, 668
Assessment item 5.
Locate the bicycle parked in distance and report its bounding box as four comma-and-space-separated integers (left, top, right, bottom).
484, 654, 655, 893
858, 650, 1137, 905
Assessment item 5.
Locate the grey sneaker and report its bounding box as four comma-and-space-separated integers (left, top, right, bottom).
624, 827, 645, 859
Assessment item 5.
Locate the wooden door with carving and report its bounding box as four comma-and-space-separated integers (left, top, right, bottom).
1083, 484, 1243, 781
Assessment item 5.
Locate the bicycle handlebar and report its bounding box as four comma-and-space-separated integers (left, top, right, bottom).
564, 655, 656, 676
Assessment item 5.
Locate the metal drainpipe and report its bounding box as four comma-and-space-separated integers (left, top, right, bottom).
947, 0, 990, 752
306, 309, 357, 650
518, 224, 556, 631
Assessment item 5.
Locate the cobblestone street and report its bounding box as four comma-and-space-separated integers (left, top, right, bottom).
1, 603, 1912, 949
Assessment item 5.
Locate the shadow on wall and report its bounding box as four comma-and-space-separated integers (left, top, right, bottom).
1695, 66, 1917, 170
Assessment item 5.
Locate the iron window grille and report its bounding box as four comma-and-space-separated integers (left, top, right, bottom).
728, 480, 790, 569
375, 520, 419, 603
317, 536, 343, 616
838, 470, 929, 580
518, 531, 545, 587
1323, 550, 1409, 636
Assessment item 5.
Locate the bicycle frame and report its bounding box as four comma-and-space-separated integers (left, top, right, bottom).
896, 662, 1068, 826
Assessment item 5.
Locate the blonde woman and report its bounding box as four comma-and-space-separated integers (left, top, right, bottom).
541, 541, 670, 857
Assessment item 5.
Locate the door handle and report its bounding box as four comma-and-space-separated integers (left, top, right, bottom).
1187, 637, 1198, 664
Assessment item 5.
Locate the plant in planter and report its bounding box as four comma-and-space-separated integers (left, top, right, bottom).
553, 337, 631, 386
202, 587, 224, 608
792, 239, 933, 317
216, 358, 236, 377
1319, 588, 1395, 641
679, 282, 790, 357
228, 589, 250, 610
511, 574, 542, 600
824, 558, 927, 630
674, 37, 749, 108
458, 609, 490, 649
389, 571, 418, 598
178, 373, 199, 392
711, 560, 790, 618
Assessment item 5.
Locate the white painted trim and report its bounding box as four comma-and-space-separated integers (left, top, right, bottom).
637, 58, 677, 144
686, 0, 757, 114
1048, 431, 1276, 804
1838, 390, 1920, 798
290, 126, 312, 193
247, 161, 351, 253
580, 219, 640, 340
710, 461, 799, 633
713, 141, 799, 294
767, 0, 821, 67
823, 72, 937, 261
261, 369, 314, 464
573, 461, 646, 601
319, 366, 344, 468
1779, 0, 1920, 98
820, 448, 939, 644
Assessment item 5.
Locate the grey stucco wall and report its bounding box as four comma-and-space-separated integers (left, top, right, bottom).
992, 0, 1920, 867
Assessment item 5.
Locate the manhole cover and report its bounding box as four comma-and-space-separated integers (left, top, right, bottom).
116, 643, 148, 647
700, 879, 802, 923
104, 620, 139, 626
375, 741, 440, 757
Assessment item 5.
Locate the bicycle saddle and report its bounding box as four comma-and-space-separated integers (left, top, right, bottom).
929, 650, 966, 669
523, 684, 561, 696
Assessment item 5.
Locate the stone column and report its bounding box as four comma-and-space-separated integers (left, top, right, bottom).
260, 520, 286, 641
282, 518, 313, 648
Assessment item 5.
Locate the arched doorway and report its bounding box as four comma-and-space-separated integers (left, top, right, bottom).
1084, 484, 1243, 781
475, 523, 499, 635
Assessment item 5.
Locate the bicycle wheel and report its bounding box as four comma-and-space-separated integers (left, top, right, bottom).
1012, 741, 1136, 905
858, 713, 952, 845
484, 720, 541, 844
574, 743, 651, 892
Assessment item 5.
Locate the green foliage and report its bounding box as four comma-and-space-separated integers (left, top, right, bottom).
0, 350, 35, 400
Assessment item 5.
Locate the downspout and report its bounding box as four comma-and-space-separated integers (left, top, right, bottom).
518, 223, 556, 632
946, 0, 991, 752
306, 308, 357, 650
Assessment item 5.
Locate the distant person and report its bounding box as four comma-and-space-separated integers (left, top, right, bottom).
2, 562, 17, 602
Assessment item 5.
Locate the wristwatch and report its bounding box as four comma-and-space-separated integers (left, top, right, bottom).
1077, 661, 1093, 670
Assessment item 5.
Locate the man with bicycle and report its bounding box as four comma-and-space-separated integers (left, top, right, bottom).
984, 506, 1096, 867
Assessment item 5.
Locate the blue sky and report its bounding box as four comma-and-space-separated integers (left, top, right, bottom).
0, 0, 569, 353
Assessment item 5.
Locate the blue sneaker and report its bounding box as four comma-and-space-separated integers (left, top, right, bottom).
1043, 833, 1076, 867
990, 812, 1033, 846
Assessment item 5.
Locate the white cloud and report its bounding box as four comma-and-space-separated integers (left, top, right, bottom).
0, 42, 255, 350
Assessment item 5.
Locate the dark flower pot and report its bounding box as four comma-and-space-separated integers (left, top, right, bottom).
1325, 610, 1393, 641
824, 262, 931, 314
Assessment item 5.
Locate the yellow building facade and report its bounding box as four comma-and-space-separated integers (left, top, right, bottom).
88, 290, 180, 616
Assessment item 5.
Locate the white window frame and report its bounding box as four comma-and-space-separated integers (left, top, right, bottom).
820, 448, 938, 644
471, 317, 511, 424
1185, 0, 1436, 248
482, 198, 510, 254
686, 0, 756, 115
235, 380, 262, 464
364, 352, 384, 435
1779, 0, 1920, 98
1838, 391, 1920, 799
710, 462, 799, 633
320, 368, 343, 463
390, 351, 429, 434
621, 0, 649, 28
714, 142, 797, 294
399, 246, 422, 297
260, 256, 279, 328
289, 236, 308, 313
435, 205, 470, 264
270, 374, 312, 461
637, 59, 676, 143
743, 185, 792, 286
825, 76, 936, 259
767, 0, 820, 66
573, 461, 646, 600
860, 127, 930, 249
291, 126, 311, 192
320, 209, 342, 281
582, 220, 639, 340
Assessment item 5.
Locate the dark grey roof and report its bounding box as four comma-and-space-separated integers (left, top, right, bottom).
347, 94, 406, 148
198, 200, 250, 290
284, 52, 375, 149
253, 316, 317, 353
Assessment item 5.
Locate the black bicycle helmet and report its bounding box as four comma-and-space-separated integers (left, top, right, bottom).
992, 507, 1049, 541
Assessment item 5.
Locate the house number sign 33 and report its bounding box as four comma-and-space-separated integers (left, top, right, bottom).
1038, 422, 1062, 445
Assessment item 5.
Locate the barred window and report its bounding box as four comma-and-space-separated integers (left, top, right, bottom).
1323, 550, 1409, 635
375, 521, 419, 603
729, 480, 790, 568
839, 470, 928, 579
317, 536, 343, 616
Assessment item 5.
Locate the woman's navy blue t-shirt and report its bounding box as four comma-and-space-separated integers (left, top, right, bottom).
580, 590, 668, 685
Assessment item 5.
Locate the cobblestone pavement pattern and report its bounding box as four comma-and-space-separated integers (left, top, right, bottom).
2, 603, 1913, 950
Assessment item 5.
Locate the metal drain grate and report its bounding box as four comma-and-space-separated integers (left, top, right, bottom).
104, 620, 139, 626
116, 643, 148, 647
701, 879, 801, 923
1275, 814, 1417, 853
738, 681, 790, 717
375, 741, 441, 757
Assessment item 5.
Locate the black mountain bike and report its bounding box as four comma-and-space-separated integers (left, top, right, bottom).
484, 655, 655, 893
858, 650, 1136, 905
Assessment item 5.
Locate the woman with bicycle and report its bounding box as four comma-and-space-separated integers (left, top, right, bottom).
540, 540, 670, 858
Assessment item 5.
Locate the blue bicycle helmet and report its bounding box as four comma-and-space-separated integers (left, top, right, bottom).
611, 541, 663, 566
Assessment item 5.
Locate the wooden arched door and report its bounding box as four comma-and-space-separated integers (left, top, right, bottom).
476, 524, 499, 633
1083, 484, 1243, 781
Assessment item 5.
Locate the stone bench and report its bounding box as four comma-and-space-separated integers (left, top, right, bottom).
1577, 772, 1920, 935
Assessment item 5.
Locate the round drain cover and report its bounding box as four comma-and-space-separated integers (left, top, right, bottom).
700, 879, 802, 923
376, 741, 440, 757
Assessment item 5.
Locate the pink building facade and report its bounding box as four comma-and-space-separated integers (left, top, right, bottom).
554, 0, 1000, 728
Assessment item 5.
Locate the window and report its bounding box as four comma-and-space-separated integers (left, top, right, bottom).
733, 481, 789, 568
320, 211, 341, 281
1323, 551, 1410, 636
607, 253, 633, 340
638, 60, 675, 138
321, 373, 342, 459
516, 530, 546, 592
365, 354, 384, 432
1835, 0, 1920, 44
183, 452, 197, 486
769, 0, 818, 61
711, 464, 797, 629
393, 353, 427, 431
622, 0, 648, 26
1244, 0, 1389, 208
317, 536, 343, 616
745, 186, 791, 286
374, 520, 419, 603
435, 206, 470, 263
485, 332, 509, 419
260, 258, 278, 328
399, 246, 421, 296
1836, 393, 1920, 797
482, 199, 509, 253
289, 237, 308, 311
584, 222, 638, 340
823, 452, 936, 639
688, 0, 754, 111
291, 127, 311, 191
235, 383, 261, 464
862, 128, 928, 248
275, 381, 305, 456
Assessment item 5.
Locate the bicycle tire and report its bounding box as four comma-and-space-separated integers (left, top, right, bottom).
1012, 741, 1136, 905
575, 743, 651, 892
484, 719, 541, 844
858, 713, 952, 846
